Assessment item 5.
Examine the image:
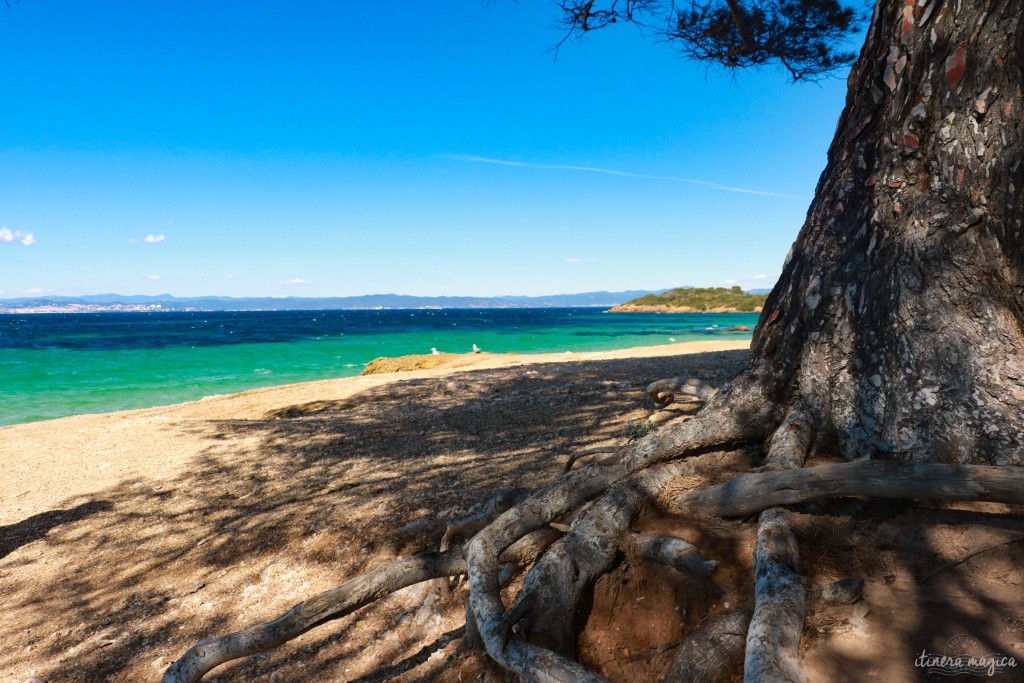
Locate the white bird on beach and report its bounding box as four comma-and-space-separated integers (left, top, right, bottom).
431, 347, 441, 355
472, 344, 481, 353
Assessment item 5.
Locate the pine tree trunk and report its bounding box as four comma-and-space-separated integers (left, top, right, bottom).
162, 4, 1024, 681
749, 0, 1024, 465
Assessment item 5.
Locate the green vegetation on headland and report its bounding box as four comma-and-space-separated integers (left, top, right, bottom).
609, 286, 767, 313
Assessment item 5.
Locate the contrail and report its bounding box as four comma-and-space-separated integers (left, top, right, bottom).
448, 155, 808, 199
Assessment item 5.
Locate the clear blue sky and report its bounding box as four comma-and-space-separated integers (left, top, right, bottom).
0, 1, 854, 298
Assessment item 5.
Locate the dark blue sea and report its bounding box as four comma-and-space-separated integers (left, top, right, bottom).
0, 308, 758, 426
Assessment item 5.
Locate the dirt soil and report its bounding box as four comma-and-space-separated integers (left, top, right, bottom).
2, 340, 1023, 683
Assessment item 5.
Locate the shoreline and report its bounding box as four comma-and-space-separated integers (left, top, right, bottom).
0, 338, 755, 681
0, 339, 748, 526
4, 339, 750, 426
1, 339, 752, 430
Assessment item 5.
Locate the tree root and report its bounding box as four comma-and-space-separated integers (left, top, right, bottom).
440, 488, 531, 553
164, 437, 1024, 683
744, 409, 813, 683
667, 460, 1024, 517
628, 532, 719, 577
662, 609, 750, 683
465, 398, 777, 682
920, 536, 1024, 583
163, 528, 561, 683
761, 406, 814, 470
745, 508, 807, 683
646, 377, 720, 409
510, 460, 713, 656
563, 446, 620, 473
438, 488, 531, 596
161, 384, 1024, 683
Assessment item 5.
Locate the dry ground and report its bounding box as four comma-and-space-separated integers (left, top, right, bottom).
1, 340, 1022, 682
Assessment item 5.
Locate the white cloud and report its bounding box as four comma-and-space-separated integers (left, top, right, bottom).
23, 288, 43, 294
565, 257, 597, 264
1, 226, 36, 246
281, 278, 306, 285
450, 156, 809, 199
129, 238, 139, 244
144, 234, 166, 243
146, 274, 162, 281
751, 274, 769, 280
721, 279, 739, 285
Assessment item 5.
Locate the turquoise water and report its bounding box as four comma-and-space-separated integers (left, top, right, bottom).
0, 308, 758, 426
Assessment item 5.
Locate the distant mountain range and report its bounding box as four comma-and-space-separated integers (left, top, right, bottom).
1, 287, 777, 313
0, 290, 666, 312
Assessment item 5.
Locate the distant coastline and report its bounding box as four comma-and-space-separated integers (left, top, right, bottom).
0, 287, 776, 315
610, 286, 768, 314
608, 304, 763, 314
0, 303, 628, 315
0, 290, 660, 314
0, 303, 172, 314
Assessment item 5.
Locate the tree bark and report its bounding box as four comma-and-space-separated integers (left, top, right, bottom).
663, 609, 749, 683
748, 0, 1024, 466
743, 411, 813, 683
669, 460, 1024, 517
743, 509, 807, 683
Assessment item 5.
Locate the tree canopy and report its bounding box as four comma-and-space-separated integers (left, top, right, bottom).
553, 0, 865, 80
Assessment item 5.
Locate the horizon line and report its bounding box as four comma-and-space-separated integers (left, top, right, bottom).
0, 286, 776, 302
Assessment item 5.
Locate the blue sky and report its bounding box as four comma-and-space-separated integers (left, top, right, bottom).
0, 1, 854, 298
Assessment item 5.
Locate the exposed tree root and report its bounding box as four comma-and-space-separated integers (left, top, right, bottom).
162, 528, 561, 683
761, 407, 814, 470
628, 532, 719, 577
438, 488, 531, 596
920, 536, 1024, 583
662, 609, 750, 683
165, 383, 1024, 683
646, 377, 720, 409
510, 460, 715, 656
668, 460, 1024, 517
563, 446, 620, 473
744, 410, 813, 683
440, 488, 531, 553
745, 508, 807, 683
465, 399, 777, 682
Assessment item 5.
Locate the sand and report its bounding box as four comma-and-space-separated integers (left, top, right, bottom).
0, 341, 746, 682
0, 340, 746, 527
2, 338, 1023, 683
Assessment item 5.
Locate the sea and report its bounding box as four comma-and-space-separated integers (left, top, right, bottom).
0, 308, 759, 427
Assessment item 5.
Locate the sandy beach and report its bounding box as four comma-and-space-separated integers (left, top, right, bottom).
0, 340, 748, 682
3, 338, 1023, 683
0, 340, 747, 527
